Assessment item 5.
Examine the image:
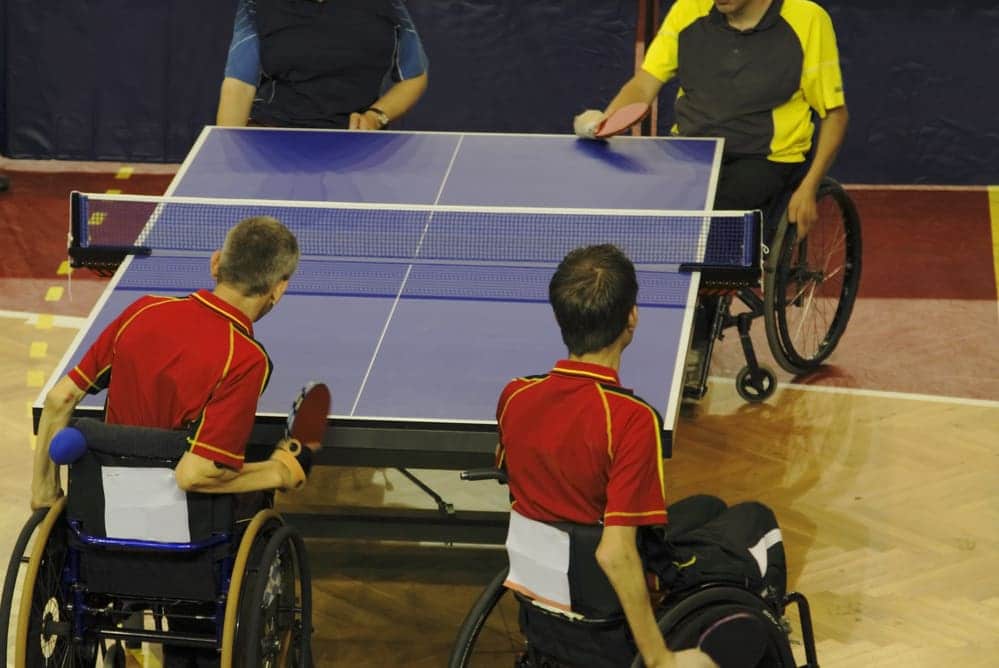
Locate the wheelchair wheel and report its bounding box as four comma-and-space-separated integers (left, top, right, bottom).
735, 365, 777, 403
13, 499, 99, 667
222, 510, 312, 668
764, 177, 862, 374
0, 508, 48, 662
449, 566, 528, 668
631, 585, 795, 668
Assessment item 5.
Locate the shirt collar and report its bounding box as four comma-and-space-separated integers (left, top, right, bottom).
192, 289, 254, 335
551, 359, 621, 386
710, 0, 784, 32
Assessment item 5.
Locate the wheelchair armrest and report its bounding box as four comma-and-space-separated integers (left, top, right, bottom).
460, 468, 508, 484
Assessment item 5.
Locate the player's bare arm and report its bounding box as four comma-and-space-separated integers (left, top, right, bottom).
216, 77, 256, 127
349, 72, 428, 130
174, 448, 296, 494
788, 105, 850, 237
31, 376, 86, 509
596, 525, 717, 668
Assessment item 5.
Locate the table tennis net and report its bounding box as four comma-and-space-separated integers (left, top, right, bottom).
70, 192, 759, 271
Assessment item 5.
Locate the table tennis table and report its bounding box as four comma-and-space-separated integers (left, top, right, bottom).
37, 127, 758, 543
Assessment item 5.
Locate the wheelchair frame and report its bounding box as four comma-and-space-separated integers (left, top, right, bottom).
450, 566, 819, 668
0, 436, 314, 667
686, 176, 863, 403
449, 470, 820, 668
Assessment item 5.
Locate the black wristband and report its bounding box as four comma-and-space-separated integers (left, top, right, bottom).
364, 106, 390, 129
296, 446, 314, 477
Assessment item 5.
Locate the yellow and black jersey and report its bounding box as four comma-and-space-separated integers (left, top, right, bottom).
643, 0, 845, 162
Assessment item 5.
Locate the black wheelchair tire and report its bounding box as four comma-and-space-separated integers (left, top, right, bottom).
236, 524, 312, 668
764, 177, 862, 374
0, 508, 48, 661
735, 365, 777, 403
14, 499, 99, 667
448, 566, 517, 668
631, 586, 795, 668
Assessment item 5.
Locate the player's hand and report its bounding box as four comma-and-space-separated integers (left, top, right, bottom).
573, 109, 605, 138
271, 437, 315, 491
349, 111, 383, 131
786, 182, 819, 239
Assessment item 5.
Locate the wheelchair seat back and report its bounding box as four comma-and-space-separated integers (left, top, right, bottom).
65, 418, 234, 601
505, 511, 635, 667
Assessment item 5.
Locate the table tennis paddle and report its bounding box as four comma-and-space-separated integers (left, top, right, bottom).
272, 381, 331, 490
696, 612, 767, 667
594, 102, 650, 138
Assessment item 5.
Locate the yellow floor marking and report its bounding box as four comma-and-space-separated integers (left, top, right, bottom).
57, 259, 73, 275
36, 314, 54, 330
44, 286, 64, 301
89, 211, 107, 226
27, 370, 45, 387
29, 434, 36, 451
115, 166, 134, 179
106, 188, 122, 195
29, 342, 47, 359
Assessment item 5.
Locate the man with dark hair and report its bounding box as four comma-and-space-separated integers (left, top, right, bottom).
497, 245, 787, 668
32, 215, 308, 507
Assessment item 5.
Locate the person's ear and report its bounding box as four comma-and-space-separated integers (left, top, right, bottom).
272, 279, 290, 304
628, 305, 638, 332
209, 250, 222, 280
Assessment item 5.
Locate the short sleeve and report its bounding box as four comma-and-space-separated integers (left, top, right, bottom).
641, 0, 703, 83
67, 296, 164, 395
800, 6, 845, 117
223, 0, 262, 86
603, 403, 667, 527
389, 0, 428, 81
186, 338, 271, 470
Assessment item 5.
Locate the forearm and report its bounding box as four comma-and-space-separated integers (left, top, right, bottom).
216, 77, 256, 126
801, 105, 849, 189
368, 73, 428, 123
32, 378, 85, 505
597, 528, 673, 667
605, 71, 663, 116
175, 452, 284, 494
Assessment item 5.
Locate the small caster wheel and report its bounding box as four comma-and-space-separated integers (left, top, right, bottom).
735, 365, 777, 403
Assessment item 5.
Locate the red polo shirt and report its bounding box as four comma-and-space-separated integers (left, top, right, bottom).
496, 360, 668, 527
68, 289, 272, 470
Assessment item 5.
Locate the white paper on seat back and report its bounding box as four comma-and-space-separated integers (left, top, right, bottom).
102, 467, 191, 543
505, 510, 571, 608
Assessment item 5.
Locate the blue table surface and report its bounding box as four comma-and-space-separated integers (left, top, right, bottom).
56, 128, 718, 429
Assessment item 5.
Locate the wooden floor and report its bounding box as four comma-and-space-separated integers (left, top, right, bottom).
3, 305, 998, 666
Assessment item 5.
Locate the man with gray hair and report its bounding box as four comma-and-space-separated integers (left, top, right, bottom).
31, 215, 306, 508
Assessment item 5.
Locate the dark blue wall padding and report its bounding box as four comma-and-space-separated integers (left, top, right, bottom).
2, 1, 998, 184
2, 0, 235, 162
394, 1, 640, 134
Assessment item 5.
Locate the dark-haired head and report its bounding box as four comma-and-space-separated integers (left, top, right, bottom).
549, 244, 638, 356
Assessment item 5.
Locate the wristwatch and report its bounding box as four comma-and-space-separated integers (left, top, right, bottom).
364, 106, 390, 129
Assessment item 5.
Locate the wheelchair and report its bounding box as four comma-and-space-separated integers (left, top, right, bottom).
0, 419, 313, 667
687, 175, 863, 403
448, 471, 818, 668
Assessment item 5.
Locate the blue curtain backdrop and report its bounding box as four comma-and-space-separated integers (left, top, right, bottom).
2, 1, 997, 184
